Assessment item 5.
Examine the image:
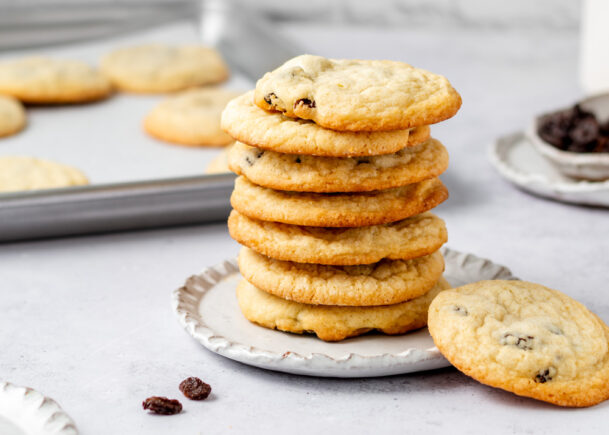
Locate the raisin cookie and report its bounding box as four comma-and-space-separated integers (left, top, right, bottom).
205, 146, 232, 174
237, 277, 451, 341
228, 210, 447, 265
0, 57, 111, 104
144, 88, 241, 146
231, 176, 448, 227
221, 91, 429, 157
228, 138, 448, 192
101, 44, 228, 93
239, 247, 444, 306
0, 156, 89, 192
428, 280, 609, 407
0, 95, 26, 138
254, 55, 462, 131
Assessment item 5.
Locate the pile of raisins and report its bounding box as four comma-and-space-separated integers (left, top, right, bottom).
537, 104, 609, 153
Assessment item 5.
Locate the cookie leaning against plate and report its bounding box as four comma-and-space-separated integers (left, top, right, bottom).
238, 247, 445, 306
428, 280, 609, 407
237, 277, 451, 341
0, 95, 26, 138
228, 210, 447, 265
231, 176, 448, 227
221, 91, 430, 157
101, 44, 228, 93
228, 138, 448, 192
144, 88, 241, 147
254, 54, 462, 131
0, 57, 111, 104
0, 156, 89, 192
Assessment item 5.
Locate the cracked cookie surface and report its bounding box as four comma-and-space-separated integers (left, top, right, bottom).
101, 44, 228, 93
229, 210, 447, 265
254, 55, 461, 131
221, 91, 429, 156
237, 277, 451, 341
238, 247, 444, 306
231, 176, 448, 227
0, 95, 26, 138
428, 280, 609, 407
228, 138, 448, 192
144, 88, 241, 146
0, 57, 111, 103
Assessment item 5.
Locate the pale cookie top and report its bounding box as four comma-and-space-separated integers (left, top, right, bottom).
231, 176, 448, 227
237, 277, 451, 342
0, 95, 26, 138
228, 138, 448, 192
0, 57, 112, 103
228, 210, 447, 265
428, 280, 609, 407
254, 55, 462, 131
0, 156, 89, 192
144, 88, 241, 146
101, 44, 229, 93
238, 247, 445, 306
222, 91, 428, 156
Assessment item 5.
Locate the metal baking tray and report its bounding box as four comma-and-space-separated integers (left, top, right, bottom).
0, 0, 301, 242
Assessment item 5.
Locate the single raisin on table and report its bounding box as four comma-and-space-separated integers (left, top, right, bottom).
142, 396, 182, 415
179, 377, 212, 400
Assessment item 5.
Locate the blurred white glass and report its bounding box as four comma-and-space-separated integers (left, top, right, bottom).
580, 0, 609, 95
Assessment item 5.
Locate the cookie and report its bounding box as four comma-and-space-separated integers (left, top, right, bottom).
238, 247, 444, 306
228, 210, 447, 265
101, 44, 229, 93
0, 156, 89, 192
0, 95, 26, 138
428, 280, 609, 407
221, 91, 430, 157
237, 277, 451, 341
0, 57, 111, 104
144, 88, 241, 146
205, 146, 232, 174
231, 176, 448, 227
228, 138, 448, 192
254, 55, 462, 131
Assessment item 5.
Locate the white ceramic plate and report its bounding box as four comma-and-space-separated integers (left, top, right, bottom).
490, 132, 609, 207
172, 247, 517, 378
0, 382, 77, 435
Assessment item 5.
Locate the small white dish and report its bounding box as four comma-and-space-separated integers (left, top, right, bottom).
172, 247, 517, 378
527, 94, 609, 180
0, 382, 77, 435
490, 132, 609, 207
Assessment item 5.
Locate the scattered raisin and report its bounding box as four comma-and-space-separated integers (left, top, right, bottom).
501, 333, 534, 350
294, 98, 316, 109
179, 377, 212, 401
452, 305, 468, 316
534, 367, 556, 383
142, 396, 182, 415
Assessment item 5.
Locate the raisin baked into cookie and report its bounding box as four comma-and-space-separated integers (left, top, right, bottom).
428, 280, 609, 407
254, 55, 461, 131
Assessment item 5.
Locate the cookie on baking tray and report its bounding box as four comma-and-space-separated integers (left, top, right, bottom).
227, 138, 448, 193
0, 156, 89, 192
144, 88, 241, 147
228, 210, 447, 265
221, 91, 430, 157
238, 247, 444, 306
101, 44, 229, 93
0, 57, 111, 104
428, 280, 609, 407
230, 176, 448, 227
0, 95, 26, 138
237, 277, 451, 342
254, 55, 462, 131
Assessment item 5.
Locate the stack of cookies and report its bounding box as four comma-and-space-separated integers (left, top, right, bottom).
221, 55, 461, 341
